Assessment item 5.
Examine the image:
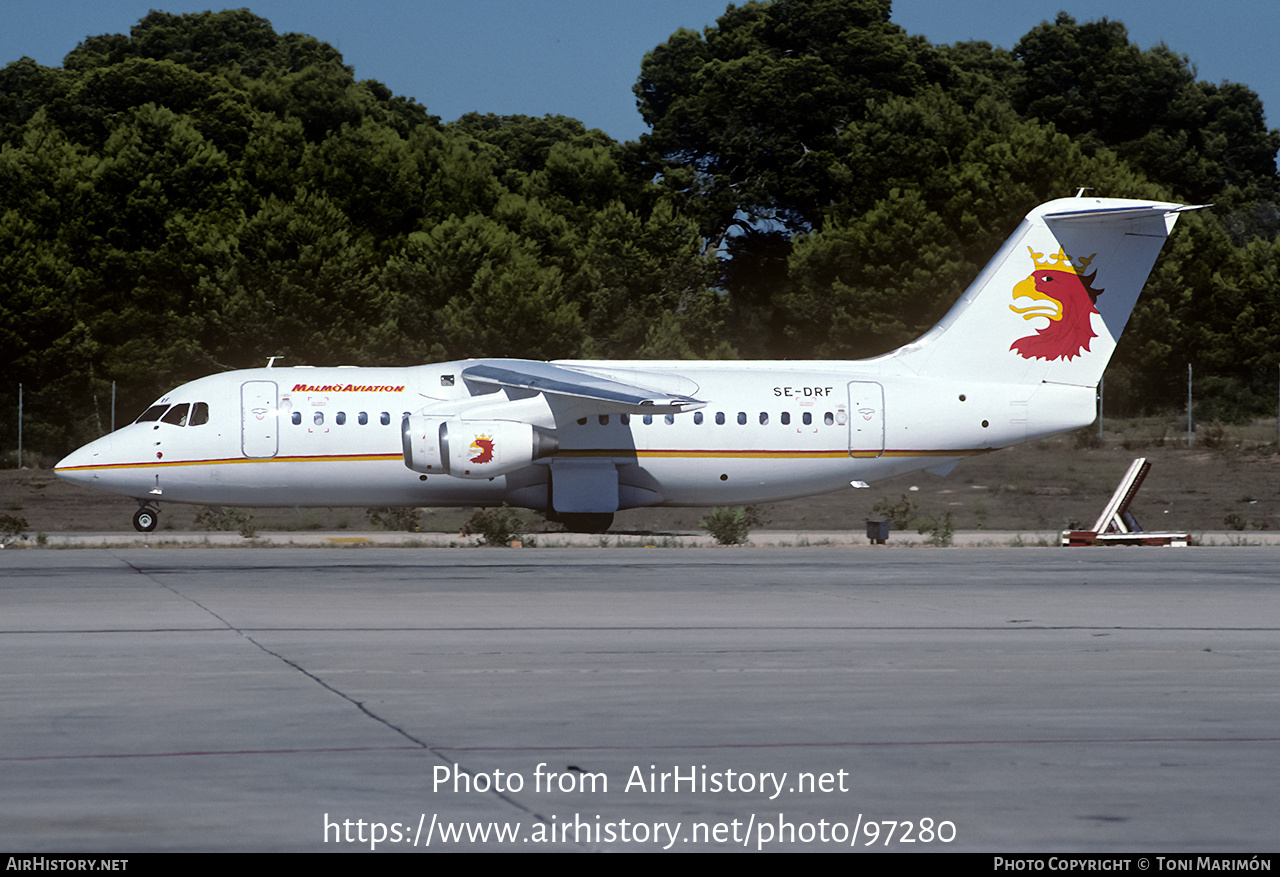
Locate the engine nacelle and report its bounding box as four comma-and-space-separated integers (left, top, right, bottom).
402, 416, 558, 479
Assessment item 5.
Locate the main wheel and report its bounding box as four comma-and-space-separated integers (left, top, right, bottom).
556, 512, 614, 534
133, 507, 159, 532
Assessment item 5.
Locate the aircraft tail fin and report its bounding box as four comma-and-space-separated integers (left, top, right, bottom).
891, 197, 1201, 388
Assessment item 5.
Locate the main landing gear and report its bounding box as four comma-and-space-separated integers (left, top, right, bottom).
554, 512, 614, 534
133, 504, 159, 532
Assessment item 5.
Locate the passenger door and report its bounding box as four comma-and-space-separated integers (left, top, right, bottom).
241, 381, 278, 458
848, 382, 884, 458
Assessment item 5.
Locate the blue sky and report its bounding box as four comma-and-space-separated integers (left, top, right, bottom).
3, 1, 1276, 143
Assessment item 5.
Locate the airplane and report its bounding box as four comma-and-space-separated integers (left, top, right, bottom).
55, 195, 1201, 533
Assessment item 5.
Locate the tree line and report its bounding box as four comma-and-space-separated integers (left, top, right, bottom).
2, 1, 1278, 456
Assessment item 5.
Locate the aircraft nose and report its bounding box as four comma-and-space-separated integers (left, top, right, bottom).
54, 435, 115, 487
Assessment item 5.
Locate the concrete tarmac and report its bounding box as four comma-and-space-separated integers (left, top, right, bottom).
2, 547, 1278, 852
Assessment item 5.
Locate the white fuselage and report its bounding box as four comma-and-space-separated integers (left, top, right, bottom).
54, 358, 1095, 511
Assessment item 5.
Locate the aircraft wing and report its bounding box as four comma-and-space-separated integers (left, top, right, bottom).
461, 361, 705, 413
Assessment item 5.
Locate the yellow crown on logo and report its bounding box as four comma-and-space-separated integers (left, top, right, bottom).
1027, 246, 1096, 275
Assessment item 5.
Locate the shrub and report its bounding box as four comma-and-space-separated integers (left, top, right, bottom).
916, 510, 955, 547
366, 506, 422, 532
871, 494, 918, 529
701, 507, 750, 545
462, 506, 527, 546
1073, 427, 1102, 449
1193, 376, 1268, 425
1198, 421, 1228, 449
0, 514, 29, 547
194, 507, 256, 538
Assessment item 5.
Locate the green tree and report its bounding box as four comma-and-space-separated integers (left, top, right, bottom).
781, 89, 1163, 359
0, 57, 70, 144
568, 198, 727, 358
55, 58, 252, 156
1010, 14, 1280, 205
214, 190, 377, 366
381, 214, 584, 362
451, 113, 616, 188
636, 0, 934, 241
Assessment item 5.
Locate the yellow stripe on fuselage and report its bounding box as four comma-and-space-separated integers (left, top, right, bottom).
54, 453, 405, 472
55, 447, 991, 473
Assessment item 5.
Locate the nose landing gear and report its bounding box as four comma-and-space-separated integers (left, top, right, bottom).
133, 505, 159, 532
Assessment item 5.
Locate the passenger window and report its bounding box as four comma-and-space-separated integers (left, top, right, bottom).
380, 412, 390, 426
803, 412, 812, 425
577, 417, 588, 426
715, 412, 725, 425
694, 412, 703, 425
314, 411, 324, 426
190, 402, 209, 426
643, 414, 653, 425
737, 412, 747, 425
358, 412, 368, 425
824, 412, 834, 426
135, 404, 169, 423
781, 412, 791, 425
599, 415, 609, 425
759, 412, 768, 425
664, 414, 675, 425
292, 412, 301, 425
336, 412, 346, 425
161, 403, 190, 426
621, 414, 630, 425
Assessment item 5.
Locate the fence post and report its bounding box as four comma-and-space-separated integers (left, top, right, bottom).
1186, 364, 1193, 446
1097, 375, 1104, 439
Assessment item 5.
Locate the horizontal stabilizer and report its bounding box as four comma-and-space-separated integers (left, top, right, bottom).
1042, 203, 1207, 225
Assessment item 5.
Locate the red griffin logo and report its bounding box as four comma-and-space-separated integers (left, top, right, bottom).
1009, 247, 1102, 361
469, 435, 495, 464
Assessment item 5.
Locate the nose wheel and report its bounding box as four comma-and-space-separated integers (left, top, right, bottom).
133, 506, 159, 532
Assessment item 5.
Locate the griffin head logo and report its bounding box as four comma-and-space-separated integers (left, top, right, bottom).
1010, 246, 1103, 361
469, 434, 494, 464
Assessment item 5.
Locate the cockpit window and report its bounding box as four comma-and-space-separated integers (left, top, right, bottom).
190, 402, 209, 426
135, 404, 169, 423
161, 403, 190, 426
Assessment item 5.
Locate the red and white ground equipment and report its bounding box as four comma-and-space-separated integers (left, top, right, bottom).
1061, 458, 1189, 547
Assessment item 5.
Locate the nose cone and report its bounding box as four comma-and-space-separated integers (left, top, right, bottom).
55, 434, 117, 490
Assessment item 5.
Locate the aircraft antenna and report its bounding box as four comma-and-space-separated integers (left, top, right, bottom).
1074, 187, 1094, 198
266, 356, 282, 368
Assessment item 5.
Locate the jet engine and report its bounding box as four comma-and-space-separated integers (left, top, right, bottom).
401, 416, 558, 479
